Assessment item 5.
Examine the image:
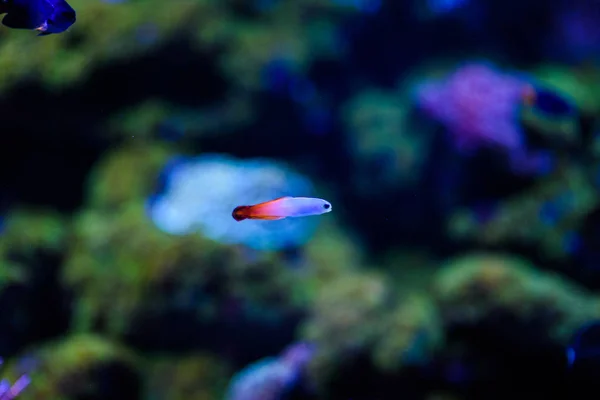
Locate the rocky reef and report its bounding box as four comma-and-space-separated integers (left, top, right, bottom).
0, 0, 599, 398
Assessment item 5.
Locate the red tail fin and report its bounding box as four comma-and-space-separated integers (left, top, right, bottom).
232, 206, 249, 221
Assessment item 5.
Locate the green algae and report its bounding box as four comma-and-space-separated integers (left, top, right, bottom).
433, 253, 600, 343
6, 334, 139, 400
144, 353, 230, 400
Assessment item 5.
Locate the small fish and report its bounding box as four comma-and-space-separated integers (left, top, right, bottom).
522, 84, 576, 118
232, 196, 332, 221
0, 0, 75, 35
566, 321, 600, 369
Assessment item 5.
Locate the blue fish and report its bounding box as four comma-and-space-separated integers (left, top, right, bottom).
523, 84, 576, 118
0, 0, 75, 35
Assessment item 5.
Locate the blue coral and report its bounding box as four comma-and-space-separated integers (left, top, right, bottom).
147, 154, 321, 250
225, 342, 314, 400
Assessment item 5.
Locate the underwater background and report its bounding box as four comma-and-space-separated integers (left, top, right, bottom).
0, 0, 600, 398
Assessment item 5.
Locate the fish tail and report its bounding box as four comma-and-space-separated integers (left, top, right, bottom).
232, 206, 250, 221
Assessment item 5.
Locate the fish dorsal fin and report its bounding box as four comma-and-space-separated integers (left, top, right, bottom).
259, 196, 291, 205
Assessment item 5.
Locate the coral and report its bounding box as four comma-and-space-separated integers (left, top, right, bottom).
301, 272, 389, 386
1, 0, 598, 398
448, 162, 598, 260
0, 0, 360, 90
65, 144, 325, 345
107, 100, 175, 140
0, 210, 71, 351
0, 0, 203, 89
342, 89, 434, 192
0, 209, 68, 256
443, 64, 600, 262
0, 257, 28, 291
106, 94, 256, 140
432, 253, 600, 342
144, 353, 230, 400
5, 335, 140, 400
64, 201, 300, 338
415, 62, 527, 152
43, 0, 364, 141
415, 61, 552, 175
300, 265, 443, 389
290, 219, 363, 304
85, 143, 176, 210
372, 293, 443, 372
225, 342, 313, 400
148, 153, 321, 251
215, 0, 356, 91
0, 0, 370, 157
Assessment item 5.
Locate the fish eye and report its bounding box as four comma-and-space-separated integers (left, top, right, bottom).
323, 203, 330, 209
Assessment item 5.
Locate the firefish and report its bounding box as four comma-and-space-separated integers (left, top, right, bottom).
0, 0, 76, 35
232, 196, 332, 221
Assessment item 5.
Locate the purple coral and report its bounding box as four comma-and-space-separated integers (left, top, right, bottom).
416, 62, 527, 152
225, 342, 314, 400
415, 62, 553, 174
0, 358, 30, 400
